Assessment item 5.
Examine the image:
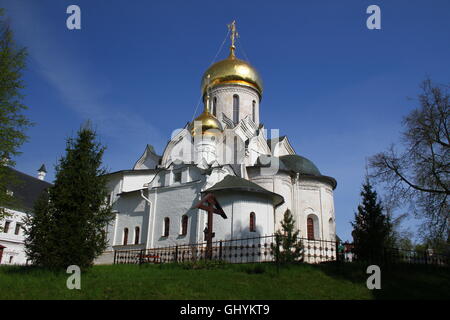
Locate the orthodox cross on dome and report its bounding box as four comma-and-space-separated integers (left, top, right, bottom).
204, 74, 211, 113
227, 20, 239, 57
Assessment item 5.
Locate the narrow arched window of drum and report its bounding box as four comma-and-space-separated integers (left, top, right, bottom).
134, 226, 140, 245
233, 94, 239, 124
252, 100, 256, 122
249, 212, 256, 232
307, 218, 314, 240
181, 215, 188, 236
123, 228, 129, 245
212, 97, 217, 116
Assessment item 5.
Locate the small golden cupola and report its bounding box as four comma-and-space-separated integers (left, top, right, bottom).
190, 75, 223, 137
200, 21, 263, 98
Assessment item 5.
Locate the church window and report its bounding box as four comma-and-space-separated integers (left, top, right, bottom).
252, 100, 256, 122
181, 215, 188, 236
233, 94, 239, 124
249, 212, 256, 232
134, 227, 140, 245
307, 218, 314, 240
212, 97, 217, 116
174, 171, 182, 183
3, 221, 10, 233
123, 228, 129, 245
14, 223, 22, 235
163, 217, 170, 237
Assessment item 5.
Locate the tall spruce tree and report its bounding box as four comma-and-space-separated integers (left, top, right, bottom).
0, 8, 32, 227
24, 191, 56, 267
351, 178, 392, 262
25, 124, 114, 269
273, 209, 304, 264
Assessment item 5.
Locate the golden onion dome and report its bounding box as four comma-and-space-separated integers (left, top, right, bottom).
189, 111, 223, 136
200, 53, 263, 97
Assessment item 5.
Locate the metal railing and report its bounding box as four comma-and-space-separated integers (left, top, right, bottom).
113, 235, 337, 265
337, 247, 449, 266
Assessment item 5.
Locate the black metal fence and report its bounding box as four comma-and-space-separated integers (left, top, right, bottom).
113, 235, 449, 267
114, 235, 337, 265
338, 247, 449, 266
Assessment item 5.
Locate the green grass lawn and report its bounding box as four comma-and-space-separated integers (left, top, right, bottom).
0, 262, 448, 300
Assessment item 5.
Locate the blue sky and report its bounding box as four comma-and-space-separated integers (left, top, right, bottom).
2, 0, 449, 242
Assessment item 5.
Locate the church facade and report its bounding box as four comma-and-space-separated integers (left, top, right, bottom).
101, 22, 337, 262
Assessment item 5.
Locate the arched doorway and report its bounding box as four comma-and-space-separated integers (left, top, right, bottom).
306, 214, 320, 240
307, 218, 314, 240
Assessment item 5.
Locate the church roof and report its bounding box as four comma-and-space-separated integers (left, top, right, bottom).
3, 167, 52, 212
279, 154, 321, 176
205, 175, 284, 207
253, 154, 337, 189
280, 155, 337, 189
256, 155, 290, 171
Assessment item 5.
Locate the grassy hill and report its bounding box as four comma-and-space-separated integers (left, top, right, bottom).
0, 262, 448, 300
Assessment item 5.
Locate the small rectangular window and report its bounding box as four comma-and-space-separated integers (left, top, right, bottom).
3, 221, 10, 233
14, 223, 22, 235
174, 171, 182, 183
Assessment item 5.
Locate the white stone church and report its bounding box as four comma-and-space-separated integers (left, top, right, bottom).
100, 22, 337, 262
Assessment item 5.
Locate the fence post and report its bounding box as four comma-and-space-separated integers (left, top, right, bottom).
175, 245, 179, 263
219, 240, 223, 261
113, 250, 117, 264
335, 240, 339, 262
139, 249, 144, 265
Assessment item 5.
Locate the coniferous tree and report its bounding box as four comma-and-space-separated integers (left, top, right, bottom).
273, 209, 304, 264
25, 124, 114, 269
24, 191, 56, 266
351, 179, 392, 262
0, 8, 32, 227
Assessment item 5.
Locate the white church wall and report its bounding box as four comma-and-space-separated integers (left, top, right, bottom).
0, 241, 27, 265
149, 183, 202, 247
106, 173, 123, 204
187, 166, 202, 183
248, 171, 293, 232
297, 186, 321, 239
296, 179, 336, 241
0, 208, 28, 265
122, 172, 155, 193
113, 192, 148, 248
321, 186, 336, 241
273, 176, 293, 231
212, 192, 274, 241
